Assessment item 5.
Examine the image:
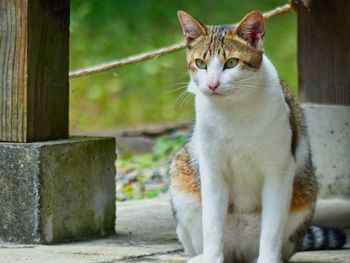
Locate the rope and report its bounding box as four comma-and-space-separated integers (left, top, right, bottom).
69, 3, 292, 79
69, 43, 186, 79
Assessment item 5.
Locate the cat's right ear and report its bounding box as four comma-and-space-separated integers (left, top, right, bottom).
177, 11, 207, 47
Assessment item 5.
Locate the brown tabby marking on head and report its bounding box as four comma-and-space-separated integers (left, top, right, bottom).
171, 146, 201, 202
186, 25, 263, 71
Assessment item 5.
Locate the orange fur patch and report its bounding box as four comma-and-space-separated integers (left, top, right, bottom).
171, 148, 201, 202
281, 81, 318, 213
290, 171, 317, 213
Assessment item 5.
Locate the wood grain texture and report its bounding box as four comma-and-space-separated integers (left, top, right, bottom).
298, 0, 350, 105
0, 0, 69, 142
0, 0, 27, 142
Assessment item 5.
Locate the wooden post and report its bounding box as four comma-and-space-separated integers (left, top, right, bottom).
0, 1, 117, 244
297, 0, 350, 105
298, 1, 350, 200
0, 0, 69, 142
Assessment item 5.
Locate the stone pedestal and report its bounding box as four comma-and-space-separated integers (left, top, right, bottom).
304, 104, 350, 198
0, 137, 116, 244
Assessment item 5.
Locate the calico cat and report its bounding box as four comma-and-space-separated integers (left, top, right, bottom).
170, 10, 346, 263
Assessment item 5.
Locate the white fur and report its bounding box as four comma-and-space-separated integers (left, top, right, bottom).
295, 135, 309, 169
171, 191, 203, 255
171, 55, 312, 263
282, 209, 311, 257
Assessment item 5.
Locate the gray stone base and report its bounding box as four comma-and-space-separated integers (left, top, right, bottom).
0, 137, 116, 244
303, 104, 350, 199
0, 196, 348, 263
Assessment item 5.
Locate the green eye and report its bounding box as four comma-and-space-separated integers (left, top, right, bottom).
195, 59, 207, 69
224, 58, 238, 69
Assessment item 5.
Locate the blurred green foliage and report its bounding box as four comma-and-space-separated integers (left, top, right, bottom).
116, 135, 187, 200
117, 135, 187, 172
70, 0, 297, 132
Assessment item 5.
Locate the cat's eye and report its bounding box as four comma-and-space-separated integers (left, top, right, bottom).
224, 58, 238, 69
195, 59, 207, 69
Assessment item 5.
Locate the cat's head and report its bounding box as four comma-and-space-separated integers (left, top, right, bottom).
178, 11, 265, 98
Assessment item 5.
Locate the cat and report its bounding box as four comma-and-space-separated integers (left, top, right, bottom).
169, 10, 347, 263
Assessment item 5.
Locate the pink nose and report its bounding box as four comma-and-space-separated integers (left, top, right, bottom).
208, 81, 220, 91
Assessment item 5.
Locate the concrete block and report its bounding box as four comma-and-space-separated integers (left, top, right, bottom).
0, 137, 116, 244
303, 104, 350, 199
313, 198, 350, 228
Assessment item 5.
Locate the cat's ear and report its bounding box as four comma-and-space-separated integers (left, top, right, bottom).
234, 11, 265, 50
177, 11, 207, 46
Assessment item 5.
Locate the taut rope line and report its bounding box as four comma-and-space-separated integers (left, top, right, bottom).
69, 3, 292, 79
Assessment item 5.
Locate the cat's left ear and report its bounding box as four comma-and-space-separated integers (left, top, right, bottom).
234, 11, 265, 50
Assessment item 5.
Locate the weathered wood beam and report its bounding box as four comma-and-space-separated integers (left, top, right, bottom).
297, 0, 350, 105
0, 0, 69, 142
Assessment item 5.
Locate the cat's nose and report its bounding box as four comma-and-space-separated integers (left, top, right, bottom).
207, 81, 220, 91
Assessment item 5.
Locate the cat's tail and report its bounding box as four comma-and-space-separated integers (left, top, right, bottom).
301, 225, 347, 251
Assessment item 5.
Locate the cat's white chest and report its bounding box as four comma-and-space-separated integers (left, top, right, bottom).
225, 134, 264, 213
195, 95, 290, 214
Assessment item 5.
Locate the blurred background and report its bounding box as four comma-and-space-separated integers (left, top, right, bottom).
69, 0, 297, 200
70, 0, 297, 133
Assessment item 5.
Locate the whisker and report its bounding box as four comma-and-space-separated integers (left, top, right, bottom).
176, 94, 188, 112
170, 82, 189, 87
172, 72, 189, 82
178, 93, 194, 112
234, 85, 261, 90
175, 72, 189, 81
175, 91, 194, 112
235, 75, 264, 83
166, 85, 187, 94
219, 85, 260, 92
237, 87, 259, 96
175, 90, 188, 109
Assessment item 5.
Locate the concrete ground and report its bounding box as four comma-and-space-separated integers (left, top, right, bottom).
0, 195, 349, 263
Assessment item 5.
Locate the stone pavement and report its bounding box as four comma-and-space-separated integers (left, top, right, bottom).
0, 195, 349, 263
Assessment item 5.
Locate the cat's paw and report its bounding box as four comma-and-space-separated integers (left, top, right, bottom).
186, 254, 203, 263
256, 258, 283, 263
187, 254, 224, 263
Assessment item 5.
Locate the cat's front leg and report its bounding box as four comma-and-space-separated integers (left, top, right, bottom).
198, 154, 229, 263
257, 157, 295, 263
